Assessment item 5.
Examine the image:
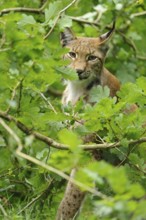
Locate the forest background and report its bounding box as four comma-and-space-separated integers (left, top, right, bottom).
0, 0, 146, 219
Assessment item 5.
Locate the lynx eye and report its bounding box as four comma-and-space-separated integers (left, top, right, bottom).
87, 55, 97, 61
68, 52, 76, 59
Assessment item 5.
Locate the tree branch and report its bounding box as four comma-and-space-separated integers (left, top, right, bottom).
0, 1, 48, 16
0, 117, 108, 199
0, 110, 68, 150
0, 110, 146, 151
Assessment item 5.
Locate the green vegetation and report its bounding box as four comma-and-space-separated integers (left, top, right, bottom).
0, 0, 146, 219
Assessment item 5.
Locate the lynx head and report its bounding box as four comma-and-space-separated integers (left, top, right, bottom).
60, 22, 115, 81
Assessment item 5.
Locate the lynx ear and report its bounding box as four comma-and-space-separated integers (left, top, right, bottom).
99, 21, 115, 45
98, 21, 115, 55
60, 28, 76, 47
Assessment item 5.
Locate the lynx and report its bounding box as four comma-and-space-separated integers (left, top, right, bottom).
56, 22, 120, 220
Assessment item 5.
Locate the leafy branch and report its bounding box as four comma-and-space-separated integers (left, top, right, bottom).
44, 0, 78, 39
117, 30, 146, 61
0, 110, 146, 151
0, 1, 48, 16
0, 110, 68, 150
0, 117, 108, 199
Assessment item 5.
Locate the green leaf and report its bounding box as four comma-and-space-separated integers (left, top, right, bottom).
132, 200, 146, 219
0, 149, 12, 170
17, 14, 36, 26
58, 15, 72, 29
75, 168, 95, 189
107, 168, 129, 194
56, 66, 78, 81
120, 138, 129, 148
0, 136, 6, 147
137, 77, 146, 94
88, 85, 110, 103
136, 0, 144, 4
129, 183, 145, 199
44, 1, 62, 24
127, 32, 142, 41
117, 48, 129, 60
129, 153, 144, 168
58, 128, 82, 150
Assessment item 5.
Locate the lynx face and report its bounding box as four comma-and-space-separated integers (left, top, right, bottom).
61, 24, 115, 82
65, 38, 104, 81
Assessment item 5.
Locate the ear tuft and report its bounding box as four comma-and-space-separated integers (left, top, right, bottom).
60, 28, 76, 47
105, 20, 115, 39
99, 20, 116, 45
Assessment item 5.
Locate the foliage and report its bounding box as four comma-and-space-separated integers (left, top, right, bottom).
0, 0, 146, 219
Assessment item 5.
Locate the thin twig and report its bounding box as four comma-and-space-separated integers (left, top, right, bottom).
116, 147, 129, 167
18, 180, 54, 214
0, 1, 48, 16
116, 145, 146, 175
0, 110, 68, 150
69, 16, 100, 27
117, 30, 146, 61
5, 81, 21, 114
132, 163, 146, 175
44, 0, 78, 40
95, 133, 105, 144
136, 55, 146, 61
113, 135, 146, 173
0, 118, 23, 151
0, 110, 146, 151
0, 21, 6, 49
39, 92, 57, 114
0, 167, 23, 178
131, 11, 146, 18
16, 153, 108, 198
0, 48, 11, 52
17, 79, 23, 114
0, 118, 108, 199
117, 30, 137, 54
0, 204, 8, 217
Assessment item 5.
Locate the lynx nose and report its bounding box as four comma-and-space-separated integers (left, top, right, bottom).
76, 69, 84, 76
